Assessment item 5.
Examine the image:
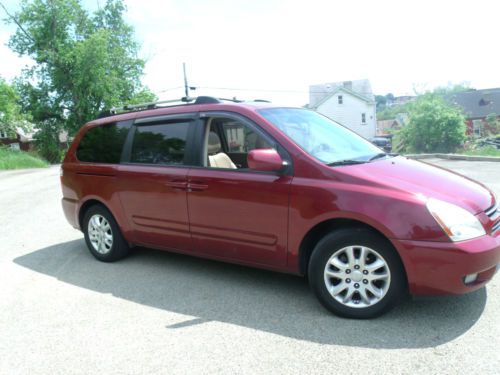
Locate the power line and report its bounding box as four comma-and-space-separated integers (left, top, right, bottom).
195, 86, 310, 94
156, 86, 183, 94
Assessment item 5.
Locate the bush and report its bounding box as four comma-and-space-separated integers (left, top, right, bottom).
34, 122, 65, 163
398, 94, 466, 153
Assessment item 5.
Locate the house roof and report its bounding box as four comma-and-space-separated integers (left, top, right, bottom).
449, 88, 500, 119
309, 79, 375, 108
310, 86, 375, 109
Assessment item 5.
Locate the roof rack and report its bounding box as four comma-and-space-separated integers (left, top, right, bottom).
97, 96, 270, 119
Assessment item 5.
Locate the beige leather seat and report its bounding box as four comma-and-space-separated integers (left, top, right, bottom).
207, 132, 237, 169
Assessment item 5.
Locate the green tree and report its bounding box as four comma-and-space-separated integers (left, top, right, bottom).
399, 94, 466, 153
432, 83, 472, 95
485, 113, 499, 135
3, 0, 151, 134
0, 77, 30, 136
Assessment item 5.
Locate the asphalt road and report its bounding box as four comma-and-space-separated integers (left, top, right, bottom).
1, 160, 499, 374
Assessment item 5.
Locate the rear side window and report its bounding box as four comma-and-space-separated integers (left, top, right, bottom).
76, 122, 130, 163
130, 122, 189, 165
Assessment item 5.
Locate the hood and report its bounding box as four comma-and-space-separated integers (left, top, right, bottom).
337, 156, 493, 214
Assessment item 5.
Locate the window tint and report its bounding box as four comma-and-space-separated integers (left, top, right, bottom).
76, 122, 130, 163
130, 122, 189, 165
218, 119, 272, 153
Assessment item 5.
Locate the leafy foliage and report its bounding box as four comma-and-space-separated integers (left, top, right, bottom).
34, 120, 65, 163
398, 94, 466, 153
375, 93, 395, 111
485, 113, 499, 135
6, 0, 151, 134
0, 77, 30, 135
377, 102, 411, 121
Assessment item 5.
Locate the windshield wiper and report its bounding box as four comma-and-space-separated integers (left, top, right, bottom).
368, 152, 388, 161
368, 152, 399, 161
327, 159, 367, 166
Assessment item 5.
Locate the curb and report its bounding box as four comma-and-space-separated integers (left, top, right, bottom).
405, 153, 500, 162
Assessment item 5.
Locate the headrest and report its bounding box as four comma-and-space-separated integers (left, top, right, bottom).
207, 132, 221, 154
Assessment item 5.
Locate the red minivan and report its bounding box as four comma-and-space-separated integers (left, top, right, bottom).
61, 96, 500, 318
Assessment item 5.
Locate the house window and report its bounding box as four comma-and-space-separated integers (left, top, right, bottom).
0, 130, 9, 139
361, 113, 366, 124
338, 95, 343, 104
472, 119, 483, 137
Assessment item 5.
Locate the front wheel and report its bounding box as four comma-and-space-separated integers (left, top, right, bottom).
308, 228, 406, 319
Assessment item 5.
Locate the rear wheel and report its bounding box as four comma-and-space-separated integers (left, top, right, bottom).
308, 228, 406, 319
83, 205, 129, 262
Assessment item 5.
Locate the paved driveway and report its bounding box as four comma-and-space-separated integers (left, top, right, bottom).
1, 160, 499, 374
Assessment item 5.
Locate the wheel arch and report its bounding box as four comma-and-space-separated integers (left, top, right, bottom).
78, 198, 112, 229
298, 218, 408, 283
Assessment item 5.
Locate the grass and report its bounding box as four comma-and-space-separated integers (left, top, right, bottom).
0, 147, 49, 170
461, 146, 500, 157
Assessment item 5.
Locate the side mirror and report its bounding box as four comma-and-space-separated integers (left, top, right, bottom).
247, 149, 284, 172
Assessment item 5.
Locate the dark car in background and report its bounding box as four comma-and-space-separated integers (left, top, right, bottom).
370, 136, 392, 152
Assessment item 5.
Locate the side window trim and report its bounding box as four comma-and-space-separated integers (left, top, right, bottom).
196, 111, 293, 175
120, 120, 135, 163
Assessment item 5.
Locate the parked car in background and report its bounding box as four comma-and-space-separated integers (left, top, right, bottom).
370, 136, 392, 153
61, 97, 500, 319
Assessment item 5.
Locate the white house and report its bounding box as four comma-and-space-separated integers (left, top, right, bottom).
309, 80, 377, 139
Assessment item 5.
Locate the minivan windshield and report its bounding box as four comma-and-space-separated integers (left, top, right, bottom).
259, 108, 384, 165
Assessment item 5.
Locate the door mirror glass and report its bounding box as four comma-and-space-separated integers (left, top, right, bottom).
247, 149, 284, 172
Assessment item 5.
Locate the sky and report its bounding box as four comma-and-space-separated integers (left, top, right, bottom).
1, 0, 500, 106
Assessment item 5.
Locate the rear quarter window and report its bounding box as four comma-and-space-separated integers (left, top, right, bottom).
76, 122, 130, 163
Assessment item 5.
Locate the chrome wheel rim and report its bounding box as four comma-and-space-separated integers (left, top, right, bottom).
88, 214, 113, 254
324, 245, 391, 308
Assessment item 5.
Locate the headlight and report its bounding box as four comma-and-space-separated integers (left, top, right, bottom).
426, 198, 485, 241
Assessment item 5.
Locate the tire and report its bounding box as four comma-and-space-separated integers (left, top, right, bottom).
308, 228, 406, 319
82, 204, 129, 262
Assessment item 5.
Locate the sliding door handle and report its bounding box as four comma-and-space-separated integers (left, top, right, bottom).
165, 180, 188, 190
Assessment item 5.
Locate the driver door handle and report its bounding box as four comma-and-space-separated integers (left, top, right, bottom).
188, 181, 208, 192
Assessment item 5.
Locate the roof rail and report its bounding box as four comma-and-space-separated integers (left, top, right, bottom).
96, 95, 270, 119
123, 96, 195, 111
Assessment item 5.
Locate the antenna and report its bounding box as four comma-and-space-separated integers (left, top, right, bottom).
183, 62, 189, 98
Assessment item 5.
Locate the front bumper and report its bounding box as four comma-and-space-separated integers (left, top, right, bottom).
394, 234, 500, 295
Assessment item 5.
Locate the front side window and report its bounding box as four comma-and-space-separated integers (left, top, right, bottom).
76, 122, 130, 163
131, 122, 189, 165
259, 108, 382, 165
205, 117, 274, 169
219, 118, 271, 153
338, 95, 343, 104
361, 113, 366, 124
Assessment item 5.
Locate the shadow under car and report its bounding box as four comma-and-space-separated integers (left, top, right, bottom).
14, 239, 487, 349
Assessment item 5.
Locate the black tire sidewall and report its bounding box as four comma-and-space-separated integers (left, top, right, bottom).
308, 228, 406, 319
83, 205, 128, 262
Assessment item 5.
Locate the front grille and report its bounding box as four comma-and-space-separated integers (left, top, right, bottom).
493, 220, 500, 233
485, 202, 500, 234
485, 202, 499, 219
